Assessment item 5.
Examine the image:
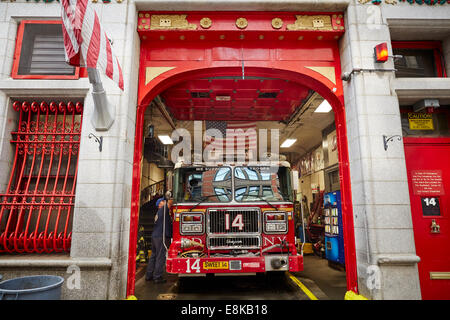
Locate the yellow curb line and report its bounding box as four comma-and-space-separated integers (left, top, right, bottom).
286, 272, 319, 300
344, 291, 369, 300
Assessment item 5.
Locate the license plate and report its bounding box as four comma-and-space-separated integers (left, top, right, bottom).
203, 261, 229, 270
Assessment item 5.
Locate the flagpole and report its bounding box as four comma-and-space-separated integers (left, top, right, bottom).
87, 67, 115, 131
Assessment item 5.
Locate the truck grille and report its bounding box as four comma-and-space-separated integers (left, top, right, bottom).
207, 236, 261, 250
208, 208, 260, 234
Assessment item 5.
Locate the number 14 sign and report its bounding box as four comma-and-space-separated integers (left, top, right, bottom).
421, 197, 441, 216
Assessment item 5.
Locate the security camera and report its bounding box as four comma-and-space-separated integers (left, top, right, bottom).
341, 72, 352, 81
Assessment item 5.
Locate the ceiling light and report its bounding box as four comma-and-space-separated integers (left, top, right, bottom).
280, 138, 297, 148
158, 135, 173, 145
216, 96, 231, 101
314, 99, 332, 113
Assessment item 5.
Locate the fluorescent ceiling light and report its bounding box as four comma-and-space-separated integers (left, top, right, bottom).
314, 99, 332, 113
158, 135, 173, 145
216, 96, 231, 101
280, 138, 297, 148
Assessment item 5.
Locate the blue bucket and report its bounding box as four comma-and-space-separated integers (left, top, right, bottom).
0, 275, 64, 300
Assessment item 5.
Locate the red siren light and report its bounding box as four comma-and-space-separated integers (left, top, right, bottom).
374, 42, 389, 63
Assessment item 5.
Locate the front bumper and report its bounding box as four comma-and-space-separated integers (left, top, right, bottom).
166, 254, 303, 274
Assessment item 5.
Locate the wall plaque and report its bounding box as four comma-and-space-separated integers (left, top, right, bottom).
411, 170, 445, 196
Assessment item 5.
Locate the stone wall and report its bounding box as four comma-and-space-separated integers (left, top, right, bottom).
338, 1, 424, 300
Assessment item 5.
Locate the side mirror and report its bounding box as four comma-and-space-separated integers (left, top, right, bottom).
291, 170, 300, 192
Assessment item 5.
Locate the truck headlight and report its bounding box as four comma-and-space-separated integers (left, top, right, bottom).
180, 213, 203, 234
264, 212, 287, 234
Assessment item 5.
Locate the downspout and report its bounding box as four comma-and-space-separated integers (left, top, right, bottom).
87, 68, 115, 131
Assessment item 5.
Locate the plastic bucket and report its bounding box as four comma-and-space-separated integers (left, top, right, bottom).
0, 275, 64, 300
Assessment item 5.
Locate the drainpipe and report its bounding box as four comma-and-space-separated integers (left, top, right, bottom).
87, 68, 115, 131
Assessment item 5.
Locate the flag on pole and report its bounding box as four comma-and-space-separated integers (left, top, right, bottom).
60, 0, 124, 90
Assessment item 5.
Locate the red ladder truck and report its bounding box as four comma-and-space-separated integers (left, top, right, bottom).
166, 159, 303, 276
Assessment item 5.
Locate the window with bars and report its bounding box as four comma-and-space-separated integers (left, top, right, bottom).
12, 20, 80, 79
0, 100, 83, 253
392, 41, 447, 78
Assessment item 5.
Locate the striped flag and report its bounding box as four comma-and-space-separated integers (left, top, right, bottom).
205, 121, 257, 158
60, 0, 124, 90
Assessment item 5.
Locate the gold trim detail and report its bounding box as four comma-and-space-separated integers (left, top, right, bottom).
430, 272, 450, 280
200, 17, 212, 29
150, 15, 197, 30
358, 0, 397, 4
145, 67, 175, 85
271, 18, 283, 29
236, 18, 248, 29
305, 67, 336, 85
287, 15, 333, 31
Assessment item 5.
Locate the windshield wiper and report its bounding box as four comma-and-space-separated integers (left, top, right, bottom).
189, 194, 231, 212
240, 194, 279, 211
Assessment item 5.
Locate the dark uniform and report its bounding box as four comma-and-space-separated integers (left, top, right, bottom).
145, 201, 173, 282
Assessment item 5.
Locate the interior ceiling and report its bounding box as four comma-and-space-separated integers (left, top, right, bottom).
146, 77, 335, 162
160, 77, 311, 122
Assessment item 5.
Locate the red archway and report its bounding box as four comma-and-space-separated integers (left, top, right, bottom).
127, 11, 357, 297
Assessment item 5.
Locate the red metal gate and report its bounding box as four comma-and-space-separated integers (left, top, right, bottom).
0, 100, 83, 253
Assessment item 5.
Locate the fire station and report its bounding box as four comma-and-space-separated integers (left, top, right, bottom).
0, 0, 449, 301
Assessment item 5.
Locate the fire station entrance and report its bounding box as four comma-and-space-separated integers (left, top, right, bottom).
127, 11, 358, 299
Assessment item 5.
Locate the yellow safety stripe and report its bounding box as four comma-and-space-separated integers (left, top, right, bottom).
344, 291, 368, 300
286, 272, 319, 300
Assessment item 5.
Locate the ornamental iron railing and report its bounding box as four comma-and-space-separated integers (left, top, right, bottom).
0, 100, 83, 253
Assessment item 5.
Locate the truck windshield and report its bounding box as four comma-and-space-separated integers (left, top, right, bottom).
234, 166, 292, 202
174, 167, 232, 203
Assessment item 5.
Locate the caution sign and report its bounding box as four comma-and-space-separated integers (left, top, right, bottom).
408, 113, 434, 130
203, 261, 229, 270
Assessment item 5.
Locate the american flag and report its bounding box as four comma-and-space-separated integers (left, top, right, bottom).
204, 121, 257, 158
60, 0, 124, 90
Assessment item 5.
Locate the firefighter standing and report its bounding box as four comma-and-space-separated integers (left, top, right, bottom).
145, 196, 173, 283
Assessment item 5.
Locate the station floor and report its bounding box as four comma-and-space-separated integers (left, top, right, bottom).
134, 255, 347, 300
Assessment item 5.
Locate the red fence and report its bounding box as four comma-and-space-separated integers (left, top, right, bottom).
0, 100, 83, 253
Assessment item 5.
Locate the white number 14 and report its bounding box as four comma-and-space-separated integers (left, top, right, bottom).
225, 214, 244, 231
186, 258, 200, 273
424, 198, 437, 206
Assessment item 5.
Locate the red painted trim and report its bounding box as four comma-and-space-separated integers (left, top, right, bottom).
392, 41, 447, 78
11, 20, 80, 80
403, 137, 450, 145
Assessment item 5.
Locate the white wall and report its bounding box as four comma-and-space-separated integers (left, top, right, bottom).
339, 0, 421, 300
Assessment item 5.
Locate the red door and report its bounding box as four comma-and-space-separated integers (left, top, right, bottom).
404, 138, 450, 300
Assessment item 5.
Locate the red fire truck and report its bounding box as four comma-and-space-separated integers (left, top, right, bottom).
166, 159, 303, 275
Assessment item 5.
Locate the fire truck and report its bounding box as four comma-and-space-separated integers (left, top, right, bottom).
166, 158, 303, 275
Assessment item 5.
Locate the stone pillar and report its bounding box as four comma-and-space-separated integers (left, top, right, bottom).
339, 1, 421, 300
0, 10, 18, 193
69, 2, 139, 299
